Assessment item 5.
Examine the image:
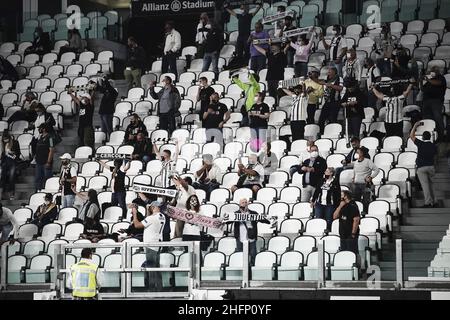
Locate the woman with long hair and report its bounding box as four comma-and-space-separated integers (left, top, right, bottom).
182, 194, 202, 242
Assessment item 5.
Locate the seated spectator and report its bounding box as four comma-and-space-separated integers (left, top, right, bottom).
24, 27, 51, 56
0, 203, 19, 243
231, 154, 265, 196
124, 114, 148, 145
7, 92, 38, 125
351, 147, 380, 211
59, 29, 84, 58
336, 137, 370, 180
333, 190, 360, 254
113, 203, 146, 242
1, 132, 20, 200
193, 154, 221, 200
257, 142, 278, 183
311, 167, 341, 231
182, 195, 202, 242
72, 188, 101, 227
290, 145, 327, 202
80, 218, 105, 243
30, 193, 58, 234
0, 56, 19, 82
132, 132, 155, 163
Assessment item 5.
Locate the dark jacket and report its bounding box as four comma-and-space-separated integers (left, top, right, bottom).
31, 203, 58, 227
311, 177, 341, 206
149, 85, 182, 115
97, 79, 118, 115
204, 27, 224, 53
124, 121, 148, 144
231, 209, 269, 241
298, 156, 327, 188
126, 45, 146, 70
132, 138, 154, 160
345, 146, 370, 164
30, 32, 51, 54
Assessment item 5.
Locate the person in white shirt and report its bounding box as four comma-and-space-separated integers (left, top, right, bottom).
282, 81, 309, 141
172, 175, 196, 238
152, 139, 179, 188
320, 24, 348, 77
0, 203, 19, 243
195, 12, 211, 58
351, 147, 380, 211
193, 154, 221, 201
162, 21, 181, 81
182, 194, 202, 242
131, 201, 165, 290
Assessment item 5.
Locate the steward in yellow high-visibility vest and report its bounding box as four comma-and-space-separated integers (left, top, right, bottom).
68, 248, 101, 300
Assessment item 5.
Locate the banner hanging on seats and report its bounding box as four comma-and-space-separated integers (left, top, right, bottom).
131, 0, 217, 17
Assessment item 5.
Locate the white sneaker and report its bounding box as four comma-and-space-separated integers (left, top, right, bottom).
30, 158, 36, 165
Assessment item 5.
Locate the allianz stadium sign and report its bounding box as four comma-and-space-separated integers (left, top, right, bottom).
131, 0, 216, 16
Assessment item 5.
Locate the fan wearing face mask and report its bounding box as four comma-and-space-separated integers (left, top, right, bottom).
181, 195, 202, 242
248, 92, 270, 150
31, 103, 56, 138
124, 114, 148, 145
340, 77, 364, 138
290, 145, 327, 202
351, 147, 380, 212
0, 133, 20, 200
69, 91, 95, 150
342, 48, 362, 82
30, 193, 58, 235
59, 153, 77, 208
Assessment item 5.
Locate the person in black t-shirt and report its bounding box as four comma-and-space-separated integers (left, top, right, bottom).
422, 66, 447, 139
80, 217, 105, 242
340, 77, 365, 138
69, 91, 94, 150
59, 153, 77, 208
410, 122, 438, 207
318, 67, 344, 134
99, 159, 131, 219
203, 93, 230, 129
249, 92, 270, 151
202, 22, 224, 76
253, 42, 287, 103
35, 124, 54, 191
196, 77, 216, 125
333, 190, 360, 254
224, 3, 262, 63
97, 76, 118, 139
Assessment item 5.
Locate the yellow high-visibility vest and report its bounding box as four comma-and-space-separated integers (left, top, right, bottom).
70, 260, 98, 298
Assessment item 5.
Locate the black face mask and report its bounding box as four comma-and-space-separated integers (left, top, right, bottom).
161, 156, 165, 161
240, 206, 246, 211
325, 174, 330, 179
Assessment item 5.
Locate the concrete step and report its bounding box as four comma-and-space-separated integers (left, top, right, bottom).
380, 250, 436, 262
403, 215, 450, 226
408, 208, 450, 214
395, 231, 446, 242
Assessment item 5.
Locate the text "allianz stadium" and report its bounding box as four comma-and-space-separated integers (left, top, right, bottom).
141, 1, 215, 11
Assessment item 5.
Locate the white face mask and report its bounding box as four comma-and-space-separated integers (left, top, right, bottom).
331, 30, 337, 35
354, 153, 360, 160
44, 200, 51, 205
310, 151, 319, 158
346, 52, 352, 59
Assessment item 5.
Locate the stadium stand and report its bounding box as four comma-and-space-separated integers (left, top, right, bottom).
1, 0, 450, 301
